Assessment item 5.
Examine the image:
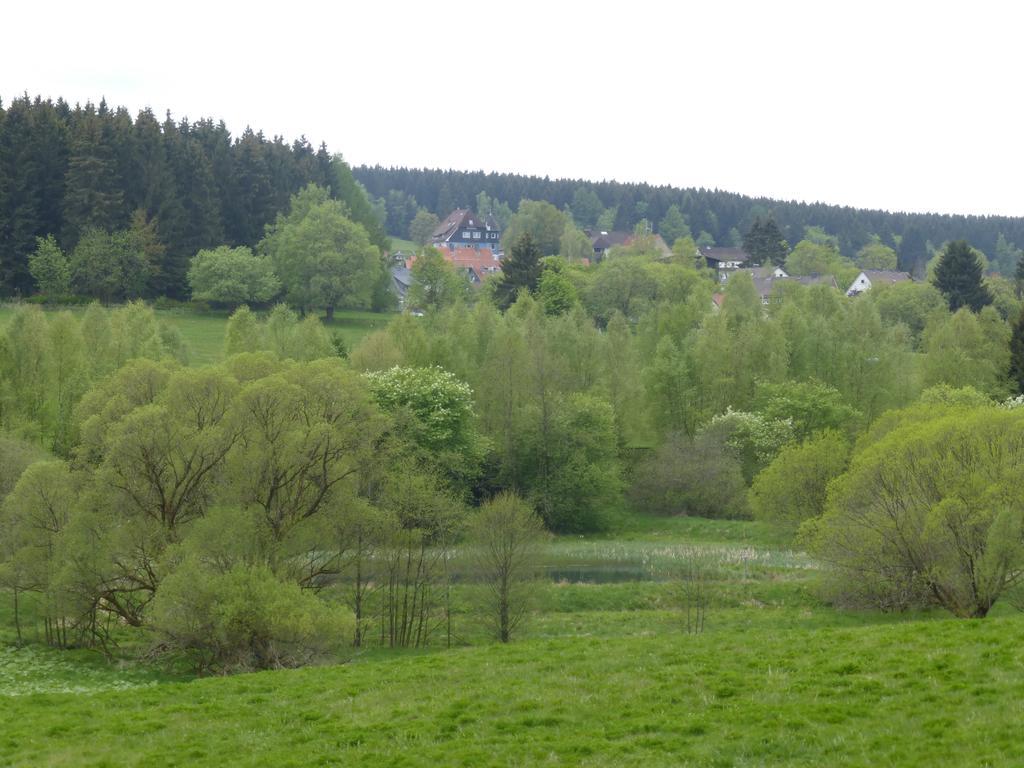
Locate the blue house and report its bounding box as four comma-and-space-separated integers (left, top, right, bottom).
431, 209, 501, 252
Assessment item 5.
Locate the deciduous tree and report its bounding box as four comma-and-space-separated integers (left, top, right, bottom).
188, 245, 280, 306
467, 491, 546, 643
28, 235, 71, 295
809, 405, 1024, 618
409, 208, 440, 247
408, 247, 466, 311
260, 184, 382, 319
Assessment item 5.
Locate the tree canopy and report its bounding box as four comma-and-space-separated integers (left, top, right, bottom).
187, 245, 280, 306
259, 185, 383, 317
933, 239, 993, 312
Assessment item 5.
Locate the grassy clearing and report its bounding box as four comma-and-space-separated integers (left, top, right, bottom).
607, 512, 794, 549
0, 304, 394, 367
2, 516, 1019, 766
0, 645, 174, 697
389, 236, 419, 254
2, 618, 1023, 766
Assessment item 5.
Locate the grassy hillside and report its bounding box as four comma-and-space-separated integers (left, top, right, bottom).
388, 236, 419, 254
0, 305, 394, 367
2, 617, 1022, 766
3, 516, 1022, 766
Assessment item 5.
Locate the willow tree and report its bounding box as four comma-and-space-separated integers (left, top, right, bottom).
810, 403, 1024, 617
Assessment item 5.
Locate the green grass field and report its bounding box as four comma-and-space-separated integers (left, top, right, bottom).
3, 515, 1022, 766
389, 236, 419, 254
3, 618, 1022, 766
0, 304, 393, 367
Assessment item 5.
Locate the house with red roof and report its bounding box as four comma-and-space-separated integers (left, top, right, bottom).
405, 245, 504, 289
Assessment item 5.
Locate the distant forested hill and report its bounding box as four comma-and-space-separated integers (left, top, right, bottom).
353, 165, 1024, 275
0, 95, 386, 298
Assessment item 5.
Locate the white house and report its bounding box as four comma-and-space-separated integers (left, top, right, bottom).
846, 270, 913, 296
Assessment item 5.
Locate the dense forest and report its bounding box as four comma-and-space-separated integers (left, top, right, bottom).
353, 165, 1024, 275
0, 95, 387, 298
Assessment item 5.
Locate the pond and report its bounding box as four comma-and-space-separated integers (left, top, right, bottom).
541, 564, 658, 583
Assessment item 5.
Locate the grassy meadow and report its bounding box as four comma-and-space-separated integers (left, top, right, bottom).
0, 304, 392, 367
389, 236, 419, 254
3, 514, 1022, 767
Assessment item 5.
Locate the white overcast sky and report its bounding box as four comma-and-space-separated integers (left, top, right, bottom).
4, 0, 1022, 216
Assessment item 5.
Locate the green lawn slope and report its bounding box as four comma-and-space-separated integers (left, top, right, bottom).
3, 616, 1022, 767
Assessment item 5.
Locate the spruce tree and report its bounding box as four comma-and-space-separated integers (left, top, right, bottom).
933, 239, 993, 312
494, 233, 542, 311
742, 216, 789, 264
0, 97, 42, 293
177, 138, 225, 255
1010, 308, 1024, 395
62, 105, 125, 247
658, 204, 690, 247
898, 226, 927, 273
229, 127, 275, 246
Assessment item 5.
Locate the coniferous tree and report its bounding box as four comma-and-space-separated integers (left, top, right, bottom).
0, 98, 42, 293
176, 129, 225, 262
0, 96, 385, 297
933, 239, 993, 312
62, 104, 125, 247
494, 233, 542, 311
658, 204, 690, 246
742, 216, 789, 264
898, 226, 927, 273
329, 155, 389, 251
436, 181, 456, 217
191, 118, 236, 243
0, 97, 70, 293
1010, 308, 1024, 395
229, 127, 275, 245
0, 99, 8, 283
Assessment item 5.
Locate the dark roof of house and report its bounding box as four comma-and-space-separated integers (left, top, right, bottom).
431, 209, 471, 241
735, 265, 788, 280
432, 209, 500, 242
793, 274, 838, 287
753, 273, 838, 298
590, 231, 632, 251
701, 247, 752, 265
390, 265, 412, 286
390, 266, 413, 297
860, 270, 912, 284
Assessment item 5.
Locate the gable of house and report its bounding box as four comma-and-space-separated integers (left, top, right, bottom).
846, 270, 912, 296
701, 247, 752, 269
431, 208, 501, 250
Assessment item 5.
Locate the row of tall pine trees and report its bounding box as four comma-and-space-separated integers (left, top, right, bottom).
0, 94, 386, 299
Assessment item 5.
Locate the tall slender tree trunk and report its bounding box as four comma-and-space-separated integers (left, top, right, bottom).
13, 589, 22, 645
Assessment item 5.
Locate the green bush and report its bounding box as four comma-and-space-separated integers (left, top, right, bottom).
23, 294, 93, 306
149, 559, 352, 674
629, 430, 748, 519
749, 430, 849, 527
